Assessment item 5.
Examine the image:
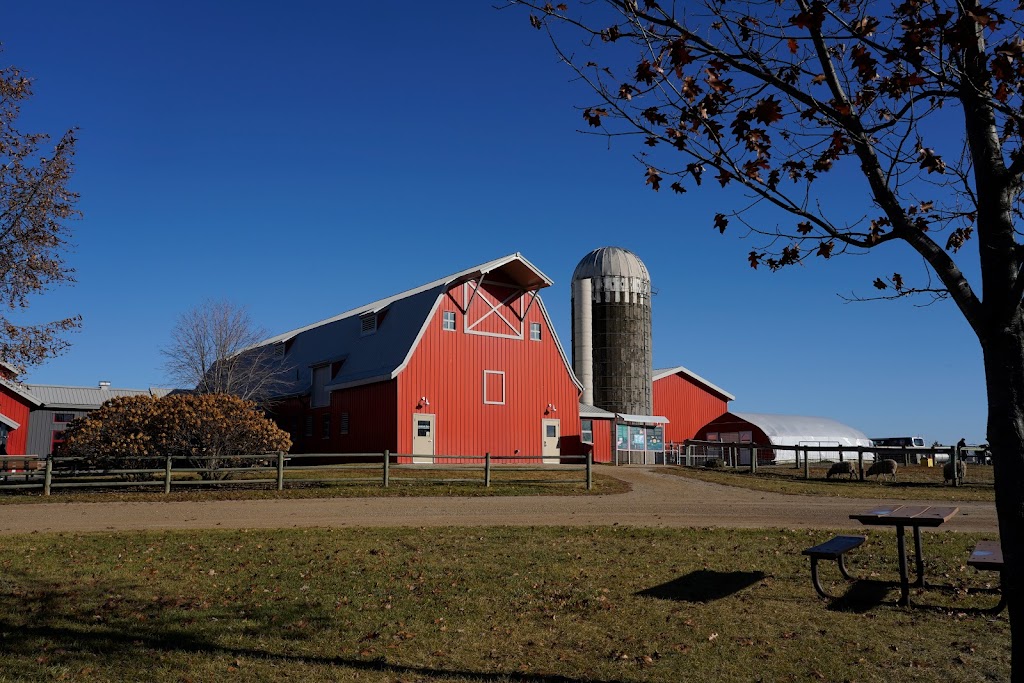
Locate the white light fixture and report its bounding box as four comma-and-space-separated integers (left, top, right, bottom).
419, 396, 430, 407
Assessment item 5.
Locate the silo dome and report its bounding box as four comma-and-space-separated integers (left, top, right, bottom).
571, 247, 653, 415
571, 246, 650, 282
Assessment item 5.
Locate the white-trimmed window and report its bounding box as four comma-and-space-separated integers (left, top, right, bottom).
581, 419, 594, 444
442, 310, 456, 331
311, 365, 331, 408
530, 322, 542, 341
483, 370, 505, 405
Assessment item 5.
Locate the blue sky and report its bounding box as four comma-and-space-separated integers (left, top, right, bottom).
4, 1, 986, 445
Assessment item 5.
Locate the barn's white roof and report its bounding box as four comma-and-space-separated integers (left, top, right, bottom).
731, 412, 871, 448
24, 385, 172, 410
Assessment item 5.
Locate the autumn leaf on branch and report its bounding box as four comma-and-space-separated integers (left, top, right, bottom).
645, 167, 662, 191
713, 213, 728, 233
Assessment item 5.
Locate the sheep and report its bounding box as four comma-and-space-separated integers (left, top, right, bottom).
944, 459, 967, 485
866, 458, 898, 481
826, 461, 856, 480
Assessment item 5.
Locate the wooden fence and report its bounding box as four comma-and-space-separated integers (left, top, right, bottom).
679, 440, 985, 486
0, 452, 594, 495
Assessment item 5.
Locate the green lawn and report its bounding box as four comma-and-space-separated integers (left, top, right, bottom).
662, 463, 996, 501
0, 526, 1008, 681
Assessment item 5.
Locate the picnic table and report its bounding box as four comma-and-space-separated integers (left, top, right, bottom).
850, 504, 959, 607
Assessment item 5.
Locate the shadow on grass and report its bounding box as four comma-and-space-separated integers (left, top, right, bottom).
0, 579, 628, 683
636, 570, 765, 603
825, 580, 893, 613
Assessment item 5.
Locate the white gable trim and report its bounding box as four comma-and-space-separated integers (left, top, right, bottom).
652, 366, 734, 401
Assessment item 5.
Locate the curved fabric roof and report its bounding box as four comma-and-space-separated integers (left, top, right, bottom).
731, 412, 871, 448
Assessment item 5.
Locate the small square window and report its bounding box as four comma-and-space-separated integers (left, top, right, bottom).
530, 322, 542, 341
581, 419, 593, 444
54, 413, 75, 423
442, 311, 456, 331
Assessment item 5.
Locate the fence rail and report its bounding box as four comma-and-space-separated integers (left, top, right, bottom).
677, 441, 984, 486
0, 452, 594, 495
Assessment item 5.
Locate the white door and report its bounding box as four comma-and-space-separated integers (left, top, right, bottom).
542, 419, 560, 464
412, 414, 435, 463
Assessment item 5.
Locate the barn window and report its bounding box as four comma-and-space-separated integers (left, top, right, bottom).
442, 311, 456, 331
581, 419, 593, 444
322, 415, 331, 439
311, 365, 331, 408
339, 412, 350, 435
483, 370, 505, 405
530, 322, 542, 341
304, 416, 313, 437
53, 413, 75, 423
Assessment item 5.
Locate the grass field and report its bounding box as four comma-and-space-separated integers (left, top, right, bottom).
0, 526, 1008, 682
661, 464, 997, 502
0, 468, 630, 505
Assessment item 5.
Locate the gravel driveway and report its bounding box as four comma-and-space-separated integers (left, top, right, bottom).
0, 466, 998, 535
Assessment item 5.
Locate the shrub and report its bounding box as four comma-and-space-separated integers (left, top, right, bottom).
60, 393, 291, 480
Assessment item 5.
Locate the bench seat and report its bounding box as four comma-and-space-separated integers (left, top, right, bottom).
968, 540, 1005, 613
803, 535, 866, 599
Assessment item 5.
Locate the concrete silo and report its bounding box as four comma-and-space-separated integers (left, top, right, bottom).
571, 247, 653, 415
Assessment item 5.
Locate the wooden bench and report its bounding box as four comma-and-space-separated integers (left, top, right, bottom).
802, 535, 866, 599
968, 540, 1006, 613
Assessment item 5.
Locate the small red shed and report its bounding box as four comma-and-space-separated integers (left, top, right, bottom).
0, 362, 41, 455
652, 366, 733, 446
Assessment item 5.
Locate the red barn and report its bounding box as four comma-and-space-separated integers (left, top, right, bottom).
0, 362, 41, 455
652, 366, 734, 446
263, 254, 585, 462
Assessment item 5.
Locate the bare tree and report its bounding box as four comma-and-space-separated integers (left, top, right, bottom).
161, 300, 288, 405
511, 0, 1024, 676
0, 51, 81, 369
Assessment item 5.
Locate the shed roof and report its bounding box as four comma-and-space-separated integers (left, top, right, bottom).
653, 366, 735, 401
24, 385, 172, 410
579, 403, 616, 419
0, 378, 42, 407
729, 412, 871, 448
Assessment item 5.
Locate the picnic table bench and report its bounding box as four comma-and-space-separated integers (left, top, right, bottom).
802, 535, 866, 599
968, 540, 1006, 613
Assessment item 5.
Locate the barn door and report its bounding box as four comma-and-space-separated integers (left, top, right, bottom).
542, 419, 560, 464
412, 414, 435, 463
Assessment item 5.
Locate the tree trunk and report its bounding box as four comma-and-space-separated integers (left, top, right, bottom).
982, 319, 1024, 682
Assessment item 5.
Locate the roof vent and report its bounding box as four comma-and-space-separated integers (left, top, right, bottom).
98, 381, 111, 390
359, 312, 377, 336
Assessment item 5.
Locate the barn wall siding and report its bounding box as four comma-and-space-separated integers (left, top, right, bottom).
653, 373, 730, 445
397, 289, 582, 460
0, 386, 32, 455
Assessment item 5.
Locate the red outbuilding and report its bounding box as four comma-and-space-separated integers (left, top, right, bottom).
652, 366, 734, 446
262, 254, 585, 462
0, 362, 41, 455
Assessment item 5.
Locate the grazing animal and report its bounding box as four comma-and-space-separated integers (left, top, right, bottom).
944, 460, 967, 485
866, 459, 898, 481
826, 461, 856, 480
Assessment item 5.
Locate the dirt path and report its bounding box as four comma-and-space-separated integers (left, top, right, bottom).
0, 467, 998, 535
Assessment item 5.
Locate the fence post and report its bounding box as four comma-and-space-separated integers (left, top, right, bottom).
43, 456, 52, 496
794, 445, 800, 469
803, 446, 810, 480
276, 451, 285, 491
749, 445, 756, 474
685, 443, 691, 467
586, 452, 593, 490
857, 446, 865, 481
164, 455, 173, 494
383, 450, 390, 488
838, 447, 844, 463
954, 443, 961, 487
484, 452, 491, 488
